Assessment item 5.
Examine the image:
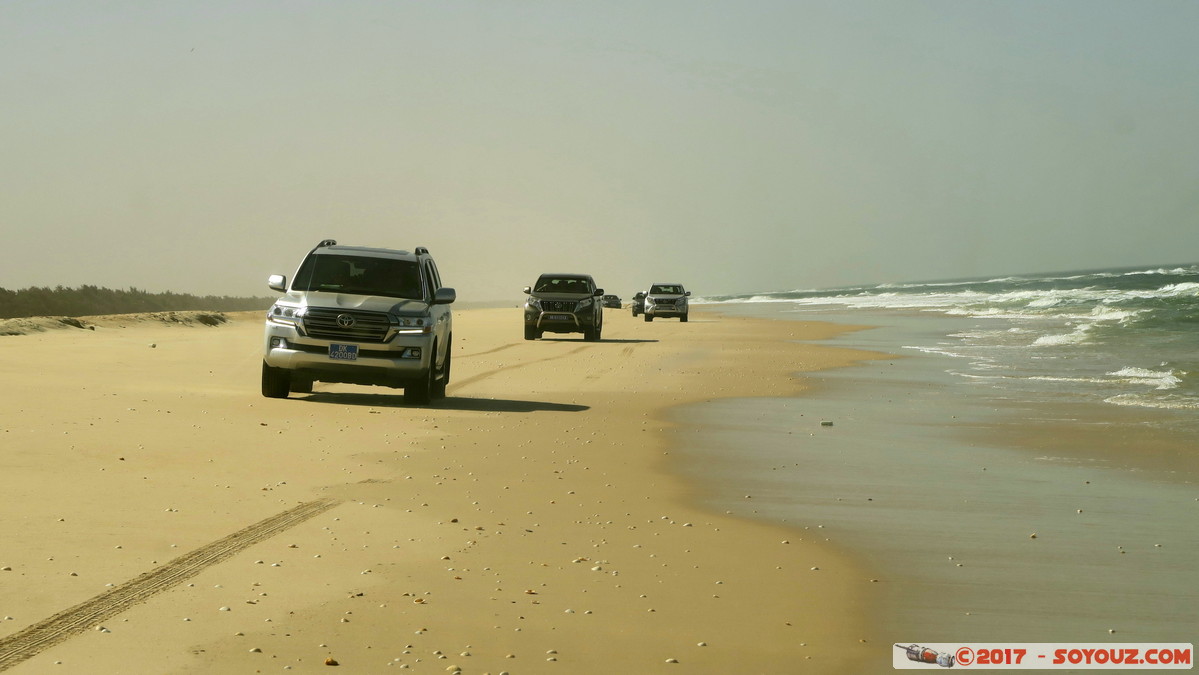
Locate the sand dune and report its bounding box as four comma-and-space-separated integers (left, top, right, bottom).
0, 311, 230, 336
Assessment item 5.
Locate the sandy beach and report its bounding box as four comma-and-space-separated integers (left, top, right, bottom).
0, 307, 888, 673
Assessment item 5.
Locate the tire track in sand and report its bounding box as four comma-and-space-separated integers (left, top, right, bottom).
447, 343, 590, 393
0, 497, 340, 671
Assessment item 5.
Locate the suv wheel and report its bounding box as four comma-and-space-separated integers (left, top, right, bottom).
404, 369, 433, 405
405, 340, 442, 405
431, 338, 450, 399
585, 313, 602, 341
261, 362, 291, 399
524, 326, 541, 340
680, 313, 688, 322
644, 314, 653, 322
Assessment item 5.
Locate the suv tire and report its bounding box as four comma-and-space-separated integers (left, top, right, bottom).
261, 362, 291, 399
404, 367, 434, 405
680, 313, 688, 322
644, 314, 653, 322
405, 339, 448, 405
584, 314, 602, 342
524, 326, 541, 340
431, 338, 450, 399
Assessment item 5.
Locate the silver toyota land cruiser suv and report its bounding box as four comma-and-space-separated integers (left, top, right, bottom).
523, 273, 604, 341
262, 240, 455, 404
643, 282, 690, 322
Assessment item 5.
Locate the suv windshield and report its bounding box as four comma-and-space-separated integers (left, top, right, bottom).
534, 276, 591, 294
650, 284, 683, 294
293, 255, 424, 300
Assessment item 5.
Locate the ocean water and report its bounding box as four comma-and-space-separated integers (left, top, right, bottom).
675, 264, 1199, 650
700, 264, 1199, 423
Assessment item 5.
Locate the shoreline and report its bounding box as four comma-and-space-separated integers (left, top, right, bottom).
0, 307, 886, 673
680, 303, 1198, 660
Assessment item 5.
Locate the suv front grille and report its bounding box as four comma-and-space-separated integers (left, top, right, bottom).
303, 308, 391, 342
541, 300, 577, 312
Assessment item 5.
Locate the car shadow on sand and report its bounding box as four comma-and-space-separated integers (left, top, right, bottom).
299, 392, 588, 413
535, 338, 658, 344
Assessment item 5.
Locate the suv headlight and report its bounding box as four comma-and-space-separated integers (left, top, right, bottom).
268, 304, 304, 325
393, 315, 432, 334
526, 297, 542, 310
578, 297, 593, 309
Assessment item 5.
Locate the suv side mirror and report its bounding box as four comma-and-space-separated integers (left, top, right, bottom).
433, 287, 457, 305
268, 274, 287, 292
523, 286, 532, 294
593, 288, 604, 297
685, 291, 691, 296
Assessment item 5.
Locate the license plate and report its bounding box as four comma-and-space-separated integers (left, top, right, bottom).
329, 344, 359, 361
546, 314, 571, 321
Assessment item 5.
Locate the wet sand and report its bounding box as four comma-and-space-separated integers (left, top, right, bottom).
675, 305, 1198, 670
0, 307, 885, 673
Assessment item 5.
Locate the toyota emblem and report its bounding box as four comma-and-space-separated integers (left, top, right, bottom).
336, 314, 356, 328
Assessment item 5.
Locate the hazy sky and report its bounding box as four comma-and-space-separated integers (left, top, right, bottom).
4, 1, 1198, 301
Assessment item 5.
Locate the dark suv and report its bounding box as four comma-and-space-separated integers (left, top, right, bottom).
523, 273, 604, 341
262, 240, 455, 404
630, 291, 646, 317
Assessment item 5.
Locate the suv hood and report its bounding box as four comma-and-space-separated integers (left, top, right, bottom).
280, 290, 431, 315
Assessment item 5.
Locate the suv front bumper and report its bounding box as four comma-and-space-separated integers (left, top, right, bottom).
524, 309, 600, 333
645, 303, 687, 317
263, 323, 433, 387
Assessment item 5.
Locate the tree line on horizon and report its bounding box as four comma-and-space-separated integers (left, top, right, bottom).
0, 284, 273, 319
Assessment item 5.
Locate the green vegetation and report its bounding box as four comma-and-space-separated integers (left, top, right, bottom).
0, 285, 273, 319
